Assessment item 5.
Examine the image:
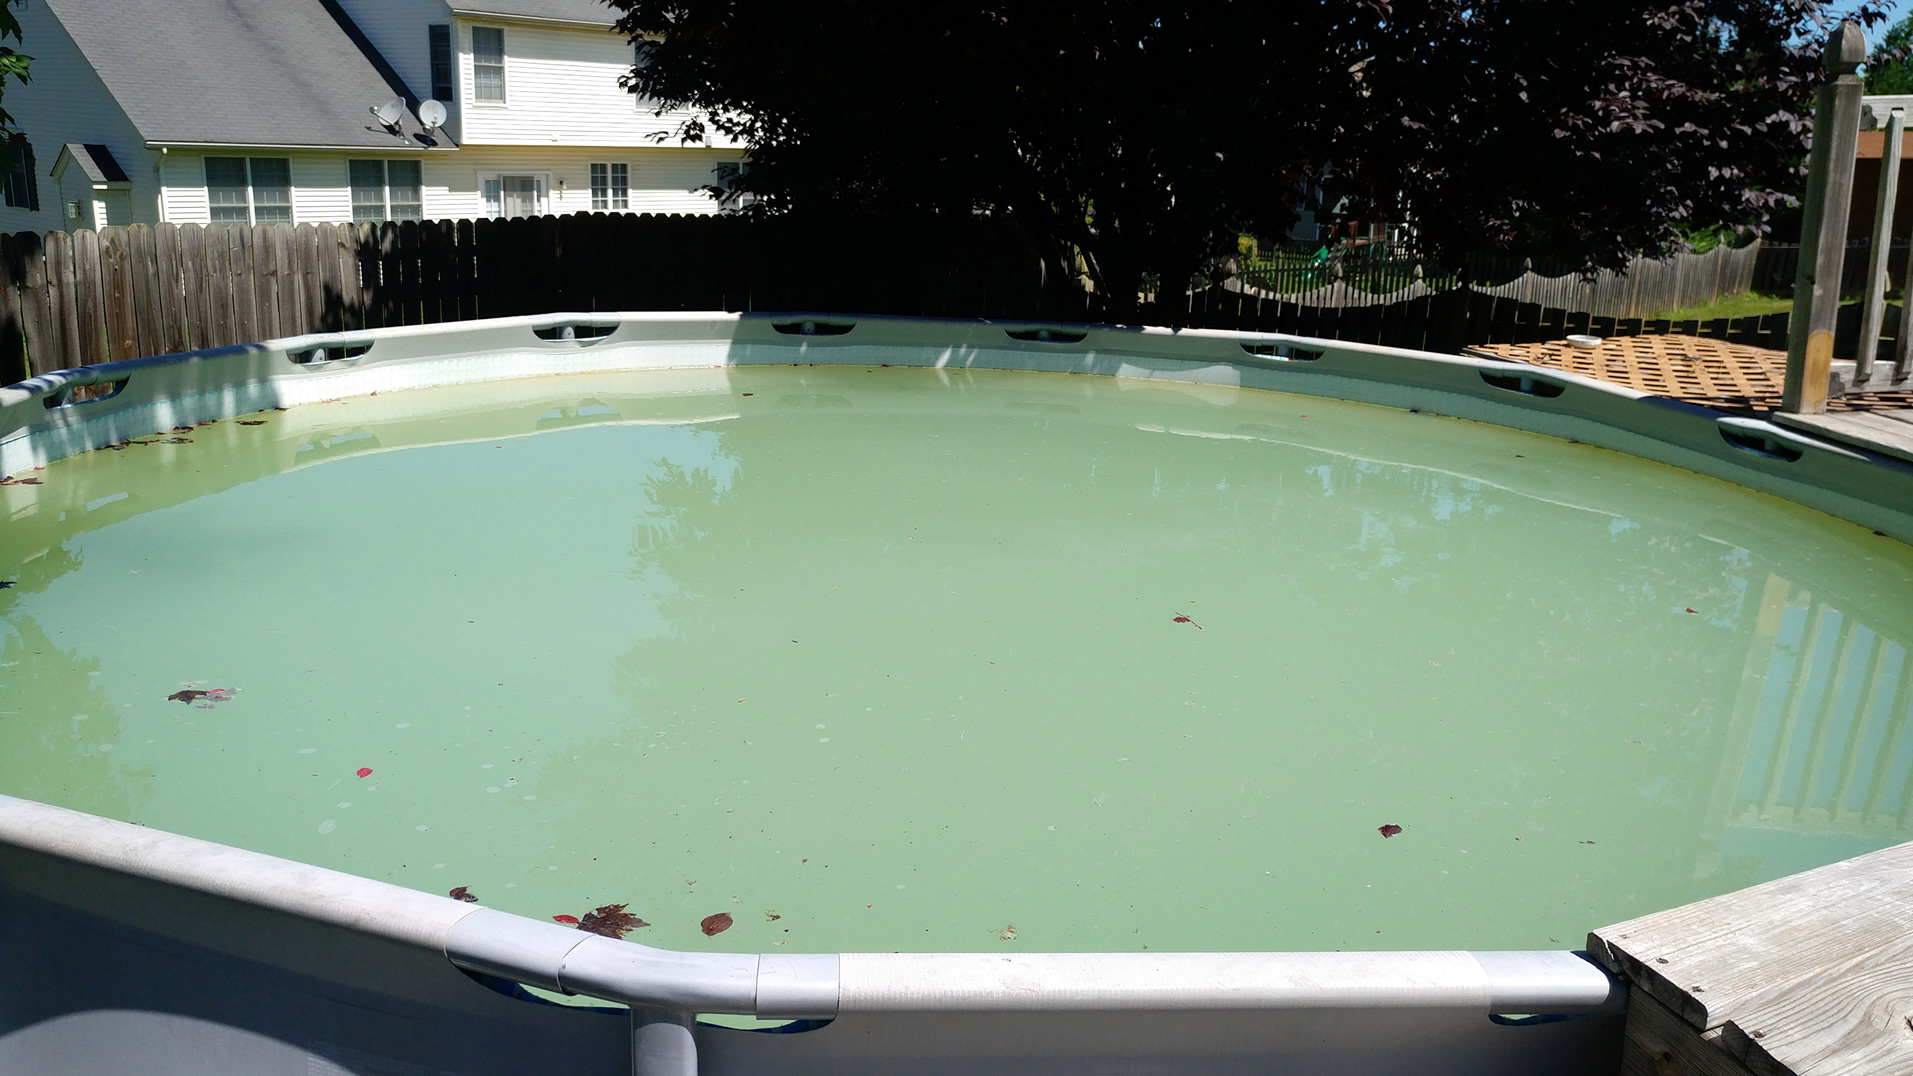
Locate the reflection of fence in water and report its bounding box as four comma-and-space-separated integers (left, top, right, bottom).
1722, 574, 1913, 837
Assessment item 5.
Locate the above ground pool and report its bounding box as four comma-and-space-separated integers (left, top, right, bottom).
4, 359, 1911, 962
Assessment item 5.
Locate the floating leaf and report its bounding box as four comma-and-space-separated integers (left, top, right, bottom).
1378, 824, 1404, 838
239, 420, 266, 426
172, 426, 193, 433
167, 688, 232, 704
764, 911, 781, 922
700, 912, 733, 936
160, 437, 192, 444
0, 476, 42, 486
1684, 608, 1699, 615
1171, 614, 1203, 629
580, 903, 649, 938
999, 925, 1017, 941
448, 886, 478, 903
552, 914, 580, 925
0, 581, 13, 589
355, 767, 373, 779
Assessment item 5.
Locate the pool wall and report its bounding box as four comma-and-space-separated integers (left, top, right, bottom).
4, 311, 1910, 543
5, 311, 1912, 1074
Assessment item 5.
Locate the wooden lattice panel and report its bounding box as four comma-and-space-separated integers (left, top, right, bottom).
1469, 337, 1913, 415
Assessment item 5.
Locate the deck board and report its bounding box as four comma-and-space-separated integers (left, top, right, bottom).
1772, 410, 1913, 465
1586, 840, 1913, 1033
1714, 934, 1913, 1076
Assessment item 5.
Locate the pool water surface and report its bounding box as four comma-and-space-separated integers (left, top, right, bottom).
2, 364, 1910, 955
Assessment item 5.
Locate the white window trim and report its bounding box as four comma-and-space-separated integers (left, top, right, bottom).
205, 156, 294, 226
469, 24, 508, 108
588, 161, 630, 212
350, 160, 424, 224
478, 171, 550, 219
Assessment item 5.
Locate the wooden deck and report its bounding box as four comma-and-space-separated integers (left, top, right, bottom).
1588, 840, 1913, 1075
1467, 336, 1913, 463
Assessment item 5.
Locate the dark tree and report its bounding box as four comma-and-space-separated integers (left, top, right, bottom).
609, 0, 1884, 319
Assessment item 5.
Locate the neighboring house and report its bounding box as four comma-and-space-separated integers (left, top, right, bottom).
0, 0, 742, 233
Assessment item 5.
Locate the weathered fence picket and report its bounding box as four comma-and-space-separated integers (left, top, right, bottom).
0, 216, 1884, 386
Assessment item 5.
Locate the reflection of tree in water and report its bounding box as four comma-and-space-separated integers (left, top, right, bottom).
627, 458, 730, 588
0, 545, 152, 821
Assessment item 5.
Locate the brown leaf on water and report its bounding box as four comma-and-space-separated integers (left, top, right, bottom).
700, 912, 733, 936
448, 886, 478, 903
239, 420, 266, 426
1378, 824, 1404, 838
579, 903, 649, 939
168, 689, 210, 703
765, 910, 781, 921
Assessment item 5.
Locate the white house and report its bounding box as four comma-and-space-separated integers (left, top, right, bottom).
0, 0, 742, 233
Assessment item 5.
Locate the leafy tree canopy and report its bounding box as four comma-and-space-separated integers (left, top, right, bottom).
1866, 12, 1913, 93
610, 0, 1884, 318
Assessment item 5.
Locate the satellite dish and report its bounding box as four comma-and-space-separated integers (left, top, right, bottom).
369, 96, 405, 132
418, 99, 447, 133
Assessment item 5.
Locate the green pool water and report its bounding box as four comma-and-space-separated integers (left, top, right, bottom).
3, 364, 1911, 958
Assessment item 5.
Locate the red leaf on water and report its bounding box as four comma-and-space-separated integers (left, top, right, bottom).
1378, 824, 1404, 838
700, 912, 734, 936
741, 392, 754, 396
579, 903, 649, 938
552, 914, 580, 925
355, 767, 373, 778
1171, 614, 1203, 629
448, 886, 478, 903
1685, 608, 1698, 614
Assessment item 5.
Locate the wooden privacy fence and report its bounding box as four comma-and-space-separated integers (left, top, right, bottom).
0, 214, 1879, 387
0, 213, 1077, 385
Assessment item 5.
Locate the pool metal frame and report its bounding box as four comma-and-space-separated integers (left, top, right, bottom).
2, 311, 1909, 1075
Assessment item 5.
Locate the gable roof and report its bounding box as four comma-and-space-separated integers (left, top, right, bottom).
452, 0, 620, 29
43, 0, 453, 151
53, 143, 128, 185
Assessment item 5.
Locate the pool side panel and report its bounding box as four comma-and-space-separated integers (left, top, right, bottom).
0, 798, 1623, 1074
3, 312, 1909, 545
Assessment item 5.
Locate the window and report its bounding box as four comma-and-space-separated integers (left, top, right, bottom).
207, 156, 292, 224
482, 174, 543, 219
350, 160, 423, 223
2, 140, 36, 211
429, 25, 454, 102
472, 27, 505, 102
589, 162, 627, 211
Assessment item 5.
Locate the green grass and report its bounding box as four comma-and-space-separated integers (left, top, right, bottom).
1645, 292, 1895, 322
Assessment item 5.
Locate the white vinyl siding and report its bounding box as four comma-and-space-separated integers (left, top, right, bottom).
455, 22, 739, 149
0, 1, 156, 230
472, 26, 506, 103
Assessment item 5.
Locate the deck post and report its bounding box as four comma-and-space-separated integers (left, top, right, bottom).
1857, 107, 1904, 382
632, 1008, 697, 1076
1783, 21, 1866, 414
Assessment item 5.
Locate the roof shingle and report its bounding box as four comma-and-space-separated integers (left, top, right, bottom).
45, 0, 447, 150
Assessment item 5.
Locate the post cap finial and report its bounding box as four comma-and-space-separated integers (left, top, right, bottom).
1827, 20, 1866, 74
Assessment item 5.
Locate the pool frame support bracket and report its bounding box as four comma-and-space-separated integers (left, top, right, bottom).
632, 1007, 698, 1076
